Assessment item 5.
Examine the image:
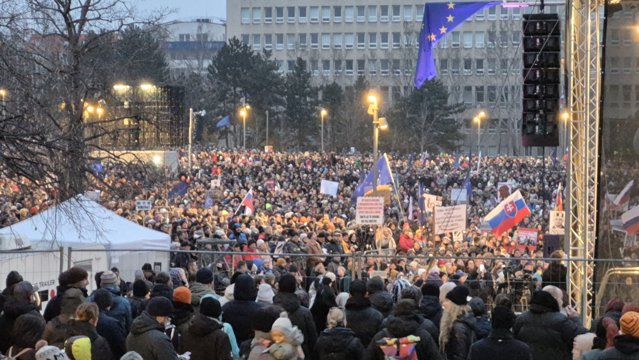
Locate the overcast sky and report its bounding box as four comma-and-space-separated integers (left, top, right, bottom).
134, 0, 227, 21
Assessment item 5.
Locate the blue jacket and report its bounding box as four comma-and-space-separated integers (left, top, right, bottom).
89, 286, 132, 331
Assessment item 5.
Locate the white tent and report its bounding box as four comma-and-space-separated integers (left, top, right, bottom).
0, 195, 170, 250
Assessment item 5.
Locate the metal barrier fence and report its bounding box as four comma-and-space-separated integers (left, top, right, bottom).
2, 247, 638, 324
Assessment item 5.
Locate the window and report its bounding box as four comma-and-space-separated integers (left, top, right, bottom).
369, 32, 377, 48
311, 60, 319, 76
609, 85, 619, 107
392, 32, 401, 48
623, 85, 632, 104
488, 86, 497, 103
392, 86, 401, 102
403, 5, 413, 21
488, 7, 496, 20
357, 32, 365, 48
500, 7, 509, 20
264, 7, 272, 23
298, 6, 306, 23
334, 6, 342, 22
322, 33, 331, 49
476, 86, 485, 103
241, 34, 249, 44
463, 86, 473, 104
179, 34, 190, 41
451, 31, 460, 48
475, 9, 485, 21
275, 34, 283, 50
512, 7, 521, 20
310, 33, 319, 49
611, 29, 620, 45
368, 59, 377, 75
346, 60, 354, 75
392, 5, 401, 21
487, 31, 496, 48
623, 29, 632, 45
345, 6, 354, 22
635, 85, 639, 103
610, 57, 619, 73
275, 7, 284, 23
380, 32, 389, 48
501, 86, 510, 104
368, 5, 377, 22
287, 60, 295, 73
284, 7, 294, 23
322, 6, 331, 22
334, 60, 342, 74
451, 59, 460, 75
440, 59, 448, 74
357, 6, 365, 22
624, 57, 632, 73
322, 60, 330, 75
333, 33, 342, 49
287, 34, 295, 49
509, 31, 520, 46
464, 59, 472, 75
310, 6, 319, 22
264, 34, 272, 50
476, 59, 484, 75
488, 58, 496, 74
475, 32, 485, 48
299, 33, 307, 48
252, 34, 261, 50
404, 33, 413, 47
393, 59, 401, 75
381, 59, 390, 75
345, 33, 354, 48
463, 31, 472, 48
380, 5, 389, 22
357, 60, 365, 75
500, 59, 508, 75
241, 8, 250, 24
275, 60, 284, 74
499, 31, 509, 47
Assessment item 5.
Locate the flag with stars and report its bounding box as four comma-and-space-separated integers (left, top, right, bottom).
414, 1, 499, 89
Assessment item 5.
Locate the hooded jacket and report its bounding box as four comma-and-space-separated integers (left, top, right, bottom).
222, 274, 265, 348
366, 315, 442, 360
367, 278, 394, 318
272, 292, 317, 355
419, 295, 443, 329
67, 319, 115, 360
88, 286, 132, 331
444, 313, 480, 360
127, 296, 147, 320
312, 327, 364, 360
179, 313, 232, 360
126, 312, 178, 360
150, 283, 174, 301
344, 295, 384, 347
0, 298, 41, 353
597, 335, 639, 360
43, 285, 88, 322
96, 312, 127, 359
189, 282, 216, 310
172, 302, 194, 337
469, 328, 533, 360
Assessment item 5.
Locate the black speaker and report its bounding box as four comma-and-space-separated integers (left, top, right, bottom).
522, 13, 561, 147
543, 235, 563, 258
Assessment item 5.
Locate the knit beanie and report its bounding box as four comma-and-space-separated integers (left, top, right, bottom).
530, 290, 559, 312
60, 267, 88, 287
64, 336, 92, 360
200, 296, 222, 318
147, 296, 173, 317
446, 286, 470, 306
196, 268, 214, 285
393, 299, 418, 317
36, 346, 69, 360
349, 279, 367, 296
491, 306, 516, 329
439, 282, 457, 304
257, 284, 275, 303
278, 274, 297, 294
132, 279, 149, 298
173, 286, 192, 305
469, 297, 487, 316
421, 283, 440, 297
60, 288, 86, 316
620, 311, 639, 337
119, 351, 144, 360
271, 314, 293, 336
252, 305, 284, 332
6, 271, 23, 289
99, 271, 117, 287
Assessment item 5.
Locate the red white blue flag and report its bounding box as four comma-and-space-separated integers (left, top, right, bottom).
240, 189, 255, 216
484, 190, 531, 235
622, 205, 639, 235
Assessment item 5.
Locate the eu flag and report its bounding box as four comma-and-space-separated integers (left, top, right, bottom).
351, 154, 396, 202
216, 115, 230, 129
414, 1, 499, 88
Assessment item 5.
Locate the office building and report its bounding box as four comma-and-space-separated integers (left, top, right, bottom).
162, 18, 226, 76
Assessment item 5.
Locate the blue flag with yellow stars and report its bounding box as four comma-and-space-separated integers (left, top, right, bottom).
414, 1, 499, 89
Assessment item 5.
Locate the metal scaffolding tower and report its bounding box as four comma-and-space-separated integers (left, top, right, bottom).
567, 0, 602, 328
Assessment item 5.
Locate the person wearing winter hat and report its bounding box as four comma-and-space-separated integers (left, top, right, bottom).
68, 302, 114, 360
44, 267, 89, 322
5, 313, 45, 360
222, 273, 265, 348
64, 336, 92, 360
247, 305, 285, 360
513, 290, 585, 360
257, 284, 275, 304
468, 306, 531, 360
35, 345, 69, 360
420, 282, 443, 328
267, 315, 304, 360
92, 289, 128, 359
87, 271, 132, 332
313, 307, 364, 360
344, 279, 383, 348
577, 317, 617, 360
172, 287, 194, 337
273, 274, 317, 358
3, 270, 23, 296
179, 296, 233, 360
43, 288, 85, 348
119, 351, 143, 360
440, 286, 476, 360
310, 275, 337, 334
128, 280, 149, 320
597, 311, 639, 360
469, 297, 490, 340
190, 268, 219, 311
126, 297, 179, 360
0, 281, 43, 354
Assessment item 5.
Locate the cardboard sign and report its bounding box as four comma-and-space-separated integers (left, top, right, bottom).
516, 227, 538, 245
450, 188, 467, 203
549, 210, 565, 235
423, 194, 443, 213
320, 180, 339, 198
434, 205, 467, 234
135, 200, 153, 211
497, 182, 515, 201
355, 197, 384, 225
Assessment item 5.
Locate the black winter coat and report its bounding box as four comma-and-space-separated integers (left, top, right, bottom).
310, 284, 336, 333
43, 285, 88, 322
126, 312, 178, 360
366, 316, 442, 360
67, 319, 115, 360
597, 335, 639, 360
128, 297, 147, 319
513, 303, 584, 360
273, 292, 317, 356
542, 263, 567, 291
368, 292, 394, 318
96, 312, 127, 359
0, 298, 41, 353
179, 313, 232, 360
468, 329, 532, 360
172, 302, 194, 338
150, 284, 174, 301
381, 314, 438, 347
443, 313, 479, 360
345, 296, 384, 347
222, 275, 264, 348
312, 327, 364, 360
474, 315, 491, 340
419, 295, 443, 329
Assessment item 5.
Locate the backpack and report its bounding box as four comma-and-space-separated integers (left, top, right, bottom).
377, 335, 420, 360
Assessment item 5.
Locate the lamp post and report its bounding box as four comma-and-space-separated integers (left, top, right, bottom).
562, 110, 570, 156
239, 105, 250, 149
188, 108, 206, 170
0, 89, 6, 118
320, 108, 328, 153
368, 94, 389, 194
473, 111, 486, 154
266, 110, 269, 147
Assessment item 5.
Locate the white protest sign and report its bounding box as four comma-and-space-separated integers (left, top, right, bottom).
423, 194, 442, 212
320, 180, 339, 198
135, 200, 153, 211
355, 197, 384, 225
497, 182, 516, 201
434, 205, 467, 234
548, 210, 565, 235
450, 188, 468, 203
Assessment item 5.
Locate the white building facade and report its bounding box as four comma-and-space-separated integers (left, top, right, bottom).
162, 18, 226, 75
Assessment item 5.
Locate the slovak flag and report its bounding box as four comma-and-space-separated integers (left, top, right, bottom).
240, 189, 255, 216
622, 205, 639, 234
484, 190, 531, 235
614, 180, 634, 206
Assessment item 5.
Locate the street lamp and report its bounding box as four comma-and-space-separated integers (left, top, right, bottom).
188, 108, 206, 170
239, 105, 250, 149
368, 94, 389, 194
139, 83, 155, 92
561, 110, 570, 155
320, 108, 328, 153
0, 89, 6, 118
473, 111, 487, 154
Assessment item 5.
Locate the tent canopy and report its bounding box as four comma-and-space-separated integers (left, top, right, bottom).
0, 195, 170, 250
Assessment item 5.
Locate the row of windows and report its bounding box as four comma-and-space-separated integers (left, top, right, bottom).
438, 58, 521, 76
274, 59, 415, 77
457, 85, 521, 105
241, 30, 523, 51
607, 85, 639, 107
177, 33, 211, 42
609, 28, 639, 45
607, 57, 639, 73
239, 5, 523, 25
